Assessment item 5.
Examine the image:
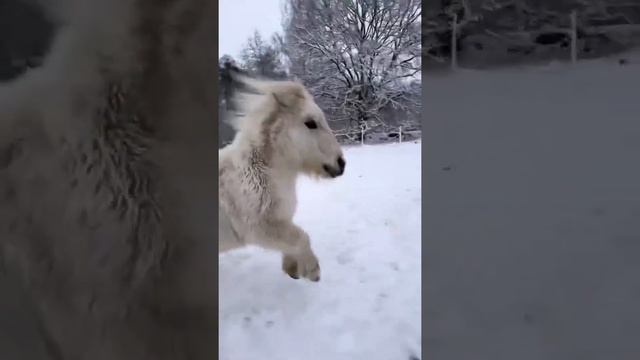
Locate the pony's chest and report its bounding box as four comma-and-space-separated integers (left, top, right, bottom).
219, 161, 267, 217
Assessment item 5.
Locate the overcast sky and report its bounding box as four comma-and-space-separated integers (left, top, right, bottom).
219, 0, 285, 60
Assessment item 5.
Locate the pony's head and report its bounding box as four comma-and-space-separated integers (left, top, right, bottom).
228, 74, 345, 179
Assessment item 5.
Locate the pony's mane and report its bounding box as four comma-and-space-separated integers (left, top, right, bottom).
225, 73, 307, 136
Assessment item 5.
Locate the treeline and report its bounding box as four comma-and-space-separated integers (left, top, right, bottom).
219, 0, 422, 145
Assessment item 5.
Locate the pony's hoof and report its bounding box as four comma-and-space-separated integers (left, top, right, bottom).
309, 272, 320, 282
307, 262, 321, 282
282, 255, 300, 279
282, 253, 321, 282
301, 255, 321, 282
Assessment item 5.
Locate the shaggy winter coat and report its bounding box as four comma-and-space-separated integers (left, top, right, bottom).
0, 0, 218, 359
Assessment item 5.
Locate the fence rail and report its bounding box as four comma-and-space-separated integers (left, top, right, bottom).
333, 126, 422, 146
219, 126, 422, 148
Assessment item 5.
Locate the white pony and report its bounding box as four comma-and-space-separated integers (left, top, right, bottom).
219, 74, 345, 282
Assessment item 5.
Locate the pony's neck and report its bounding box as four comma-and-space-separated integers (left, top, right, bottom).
269, 155, 300, 184
235, 132, 300, 185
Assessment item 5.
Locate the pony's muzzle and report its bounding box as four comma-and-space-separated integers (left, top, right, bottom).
323, 156, 346, 178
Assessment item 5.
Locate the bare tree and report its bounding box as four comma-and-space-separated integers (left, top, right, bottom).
283, 0, 421, 132
240, 31, 288, 79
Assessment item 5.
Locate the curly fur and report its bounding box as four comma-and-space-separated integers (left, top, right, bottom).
0, 0, 217, 359
219, 74, 345, 281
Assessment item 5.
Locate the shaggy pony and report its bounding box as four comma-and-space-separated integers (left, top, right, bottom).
0, 0, 217, 359
219, 73, 345, 281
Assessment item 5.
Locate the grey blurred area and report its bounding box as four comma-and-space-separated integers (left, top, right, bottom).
424, 3, 640, 360
424, 62, 640, 360
1, 0, 221, 357
0, 1, 53, 358
0, 270, 49, 359
425, 0, 640, 70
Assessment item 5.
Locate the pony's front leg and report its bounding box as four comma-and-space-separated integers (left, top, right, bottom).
247, 220, 320, 282
281, 252, 320, 281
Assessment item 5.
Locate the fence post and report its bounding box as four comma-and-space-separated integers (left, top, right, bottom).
399, 126, 402, 143
360, 126, 364, 145
451, 13, 458, 70
570, 10, 577, 64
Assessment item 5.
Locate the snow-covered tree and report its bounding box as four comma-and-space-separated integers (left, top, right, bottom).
239, 31, 288, 79
282, 0, 421, 131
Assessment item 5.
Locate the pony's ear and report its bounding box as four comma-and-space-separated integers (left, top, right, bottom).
230, 73, 306, 110
271, 83, 305, 110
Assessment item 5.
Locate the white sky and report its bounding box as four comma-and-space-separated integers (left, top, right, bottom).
219, 0, 285, 60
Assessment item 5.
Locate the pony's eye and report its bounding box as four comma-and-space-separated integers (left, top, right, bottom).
304, 119, 318, 129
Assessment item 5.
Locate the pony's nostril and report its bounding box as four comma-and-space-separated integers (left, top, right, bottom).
337, 156, 345, 170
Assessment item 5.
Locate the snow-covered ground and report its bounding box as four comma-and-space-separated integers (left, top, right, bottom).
425, 51, 640, 360
219, 141, 422, 360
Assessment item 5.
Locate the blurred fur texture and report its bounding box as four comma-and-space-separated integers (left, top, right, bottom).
0, 0, 217, 358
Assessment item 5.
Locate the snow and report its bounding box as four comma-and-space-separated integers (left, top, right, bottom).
219, 141, 422, 360
424, 50, 640, 360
